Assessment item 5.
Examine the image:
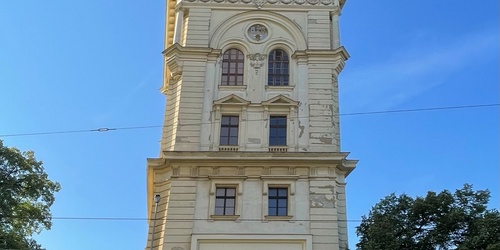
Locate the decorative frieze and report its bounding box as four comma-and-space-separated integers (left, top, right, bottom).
184, 0, 339, 6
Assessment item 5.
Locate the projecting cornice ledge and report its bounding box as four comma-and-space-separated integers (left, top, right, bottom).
292, 46, 349, 61
159, 151, 355, 166
338, 159, 358, 177
163, 43, 221, 58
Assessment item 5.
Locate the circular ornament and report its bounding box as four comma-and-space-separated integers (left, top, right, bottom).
320, 0, 332, 4
307, 0, 319, 4
268, 0, 279, 3
294, 0, 305, 5
247, 24, 269, 42
241, 0, 252, 3
228, 0, 239, 2
280, 0, 292, 4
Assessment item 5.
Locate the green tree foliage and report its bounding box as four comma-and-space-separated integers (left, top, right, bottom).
0, 140, 61, 249
356, 184, 500, 250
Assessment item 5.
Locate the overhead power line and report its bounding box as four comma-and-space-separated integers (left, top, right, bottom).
47, 216, 364, 223
0, 103, 497, 138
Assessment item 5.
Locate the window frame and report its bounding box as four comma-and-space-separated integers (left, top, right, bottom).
214, 187, 237, 216
267, 187, 288, 216
262, 178, 297, 220
269, 115, 287, 146
221, 48, 245, 86
267, 49, 290, 86
209, 180, 243, 220
219, 115, 239, 146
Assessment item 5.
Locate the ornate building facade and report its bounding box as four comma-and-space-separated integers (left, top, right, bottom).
146, 0, 357, 249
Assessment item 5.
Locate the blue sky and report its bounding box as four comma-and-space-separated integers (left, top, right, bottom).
0, 1, 498, 249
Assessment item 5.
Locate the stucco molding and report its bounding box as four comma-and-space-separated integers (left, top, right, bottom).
210, 11, 307, 50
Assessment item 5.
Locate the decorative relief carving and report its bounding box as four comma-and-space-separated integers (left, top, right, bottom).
178, 0, 338, 5
253, 0, 266, 9
247, 24, 268, 42
247, 53, 267, 74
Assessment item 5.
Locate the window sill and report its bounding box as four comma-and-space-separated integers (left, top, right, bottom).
264, 215, 293, 221
265, 85, 294, 91
210, 215, 240, 221
219, 85, 247, 91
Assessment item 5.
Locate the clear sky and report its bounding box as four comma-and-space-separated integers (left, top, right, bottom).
0, 1, 498, 249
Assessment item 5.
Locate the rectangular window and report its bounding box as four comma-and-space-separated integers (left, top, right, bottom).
269, 116, 287, 146
268, 187, 288, 216
215, 187, 236, 215
220, 116, 239, 145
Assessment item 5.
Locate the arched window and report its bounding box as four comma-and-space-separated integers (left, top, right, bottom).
221, 49, 244, 86
268, 49, 289, 86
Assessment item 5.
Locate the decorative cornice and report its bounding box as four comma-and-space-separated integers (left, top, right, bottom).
183, 0, 339, 6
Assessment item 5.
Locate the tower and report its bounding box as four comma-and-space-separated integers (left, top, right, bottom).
146, 0, 357, 249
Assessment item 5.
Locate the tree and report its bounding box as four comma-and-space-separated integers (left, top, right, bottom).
356, 184, 500, 250
0, 140, 61, 250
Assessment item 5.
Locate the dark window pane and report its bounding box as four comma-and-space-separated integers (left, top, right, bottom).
229, 127, 238, 136
229, 137, 238, 145
226, 199, 235, 207
278, 188, 287, 196
226, 188, 236, 196
278, 199, 287, 207
220, 137, 228, 145
269, 199, 277, 208
278, 208, 287, 216
226, 207, 234, 215
215, 207, 224, 215
269, 207, 276, 216
215, 198, 225, 206
268, 188, 277, 196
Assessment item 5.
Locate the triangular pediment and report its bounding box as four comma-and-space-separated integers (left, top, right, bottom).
262, 95, 299, 106
213, 94, 250, 106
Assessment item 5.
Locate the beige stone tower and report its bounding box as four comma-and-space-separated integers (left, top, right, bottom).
145, 0, 357, 249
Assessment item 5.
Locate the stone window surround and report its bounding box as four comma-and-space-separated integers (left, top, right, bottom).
262, 177, 297, 220
209, 178, 244, 220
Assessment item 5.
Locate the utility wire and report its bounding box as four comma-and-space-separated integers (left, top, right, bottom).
0, 103, 497, 138
47, 216, 363, 222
